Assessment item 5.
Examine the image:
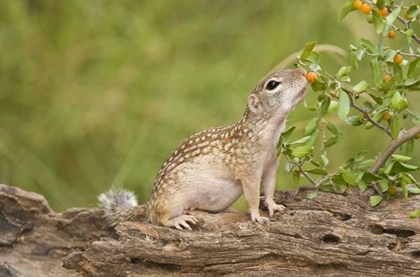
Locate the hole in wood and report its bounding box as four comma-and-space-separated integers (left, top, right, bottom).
322, 234, 341, 244
383, 229, 415, 238
130, 258, 141, 264
369, 225, 384, 234
339, 213, 351, 221
411, 250, 420, 258
388, 243, 397, 251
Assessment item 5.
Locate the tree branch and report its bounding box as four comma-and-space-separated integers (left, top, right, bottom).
368, 124, 420, 174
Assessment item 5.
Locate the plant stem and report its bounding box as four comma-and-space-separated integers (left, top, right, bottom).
285, 156, 319, 188
368, 124, 420, 174
341, 88, 392, 138
388, 7, 420, 45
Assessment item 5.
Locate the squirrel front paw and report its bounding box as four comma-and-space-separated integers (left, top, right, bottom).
250, 211, 270, 224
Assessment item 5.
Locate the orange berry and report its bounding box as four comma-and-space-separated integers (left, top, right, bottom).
383, 74, 391, 82
382, 112, 392, 121
361, 3, 372, 14
388, 30, 395, 39
378, 8, 388, 16
393, 54, 403, 64
306, 72, 318, 83
330, 92, 338, 99
404, 10, 413, 20
354, 0, 363, 10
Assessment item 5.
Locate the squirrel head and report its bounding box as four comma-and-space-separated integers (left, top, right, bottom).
247, 68, 307, 121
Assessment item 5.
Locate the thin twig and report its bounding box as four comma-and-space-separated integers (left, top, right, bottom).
285, 155, 319, 188
341, 88, 392, 138
388, 7, 420, 45
368, 124, 420, 174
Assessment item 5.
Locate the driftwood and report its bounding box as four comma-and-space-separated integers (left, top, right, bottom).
1, 184, 420, 277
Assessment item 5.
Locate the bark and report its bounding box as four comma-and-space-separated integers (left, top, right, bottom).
1, 184, 420, 277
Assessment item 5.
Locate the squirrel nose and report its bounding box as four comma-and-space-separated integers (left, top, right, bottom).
295, 68, 307, 78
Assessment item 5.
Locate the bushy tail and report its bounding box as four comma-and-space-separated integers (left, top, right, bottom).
98, 188, 149, 227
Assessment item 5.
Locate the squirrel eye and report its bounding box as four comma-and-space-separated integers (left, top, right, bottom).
265, 80, 281, 90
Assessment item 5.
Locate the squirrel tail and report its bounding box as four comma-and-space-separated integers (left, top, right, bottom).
98, 188, 149, 227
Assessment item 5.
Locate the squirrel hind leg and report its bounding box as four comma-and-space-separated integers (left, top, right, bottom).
161, 215, 198, 231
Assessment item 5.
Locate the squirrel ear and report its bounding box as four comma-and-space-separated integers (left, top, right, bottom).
247, 95, 263, 114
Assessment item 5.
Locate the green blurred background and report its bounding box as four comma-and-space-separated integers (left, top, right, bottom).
0, 0, 419, 212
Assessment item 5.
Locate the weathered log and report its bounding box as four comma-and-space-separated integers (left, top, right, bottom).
1, 184, 419, 276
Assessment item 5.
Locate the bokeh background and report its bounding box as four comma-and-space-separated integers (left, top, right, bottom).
1, 0, 419, 211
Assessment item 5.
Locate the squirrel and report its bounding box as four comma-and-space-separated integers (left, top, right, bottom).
99, 68, 308, 230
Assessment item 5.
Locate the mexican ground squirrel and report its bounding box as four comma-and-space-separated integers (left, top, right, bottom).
99, 68, 308, 230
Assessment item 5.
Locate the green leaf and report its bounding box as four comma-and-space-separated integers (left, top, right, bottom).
370, 60, 384, 85
358, 180, 367, 192
391, 154, 412, 162
345, 116, 364, 126
291, 146, 313, 158
390, 91, 408, 113
305, 168, 328, 175
327, 101, 339, 114
311, 80, 327, 92
360, 38, 379, 54
353, 81, 370, 93
338, 90, 350, 120
401, 181, 408, 200
292, 170, 300, 184
405, 139, 414, 156
410, 210, 420, 218
290, 136, 311, 145
368, 93, 383, 104
351, 54, 359, 70
342, 169, 357, 185
304, 129, 319, 147
307, 189, 319, 199
407, 187, 420, 194
393, 63, 404, 84
337, 66, 351, 79
303, 52, 321, 64
396, 162, 419, 171
321, 154, 329, 167
360, 160, 375, 169
376, 0, 385, 9
361, 101, 374, 111
363, 171, 381, 182
405, 29, 415, 44
386, 6, 401, 24
305, 117, 319, 135
370, 195, 383, 207
281, 126, 296, 143
300, 41, 317, 59
407, 58, 420, 79
389, 116, 400, 140
378, 179, 389, 192
372, 10, 384, 34
318, 98, 331, 120
326, 121, 339, 135
354, 150, 367, 162
406, 5, 420, 20
339, 0, 356, 20
324, 137, 338, 147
